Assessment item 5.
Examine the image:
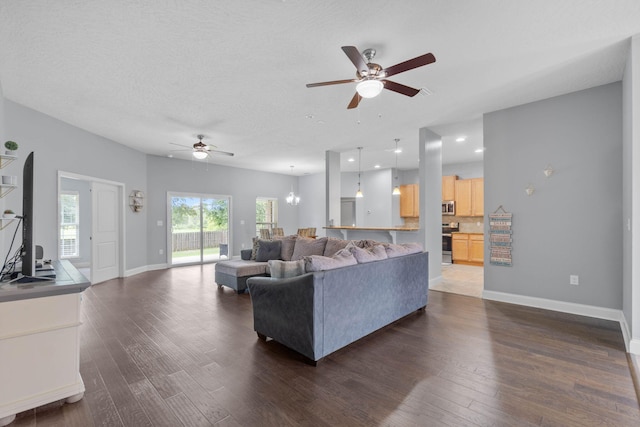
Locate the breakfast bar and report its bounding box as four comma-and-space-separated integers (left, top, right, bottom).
323, 226, 420, 244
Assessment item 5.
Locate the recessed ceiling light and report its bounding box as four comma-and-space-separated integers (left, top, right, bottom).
374, 164, 380, 169
348, 157, 355, 162
305, 114, 314, 119
475, 147, 485, 153
456, 136, 466, 142
394, 148, 402, 153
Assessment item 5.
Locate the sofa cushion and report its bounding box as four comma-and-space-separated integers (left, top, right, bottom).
353, 239, 378, 249
323, 237, 350, 257
255, 239, 282, 262
291, 236, 328, 261
383, 242, 424, 258
216, 260, 268, 277
274, 235, 297, 261
304, 248, 357, 272
350, 244, 388, 263
268, 259, 305, 278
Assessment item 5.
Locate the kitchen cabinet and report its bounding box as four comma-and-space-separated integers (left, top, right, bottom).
442, 175, 457, 201
400, 184, 419, 217
452, 233, 484, 265
454, 178, 484, 217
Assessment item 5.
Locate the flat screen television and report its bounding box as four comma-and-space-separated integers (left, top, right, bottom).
21, 151, 35, 278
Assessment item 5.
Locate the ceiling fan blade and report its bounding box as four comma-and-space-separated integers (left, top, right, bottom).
382, 53, 436, 78
209, 149, 234, 157
306, 78, 358, 88
169, 142, 193, 149
347, 92, 362, 109
382, 80, 421, 97
341, 46, 368, 74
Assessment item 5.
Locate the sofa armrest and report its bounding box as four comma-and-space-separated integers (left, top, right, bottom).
240, 249, 253, 260
247, 273, 321, 360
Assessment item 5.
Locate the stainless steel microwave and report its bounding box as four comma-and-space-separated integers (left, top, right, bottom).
442, 200, 455, 215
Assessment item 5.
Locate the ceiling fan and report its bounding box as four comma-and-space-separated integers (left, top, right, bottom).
170, 134, 234, 160
306, 46, 436, 109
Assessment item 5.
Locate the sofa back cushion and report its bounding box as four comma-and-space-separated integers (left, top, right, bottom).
268, 259, 305, 278
304, 248, 357, 272
323, 237, 350, 257
383, 242, 424, 258
349, 244, 388, 263
291, 237, 328, 261
255, 239, 282, 262
274, 235, 297, 261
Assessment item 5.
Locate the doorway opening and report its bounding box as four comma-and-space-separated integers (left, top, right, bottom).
57, 172, 125, 284
168, 193, 230, 266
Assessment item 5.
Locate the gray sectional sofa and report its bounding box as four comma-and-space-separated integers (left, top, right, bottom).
246, 246, 429, 364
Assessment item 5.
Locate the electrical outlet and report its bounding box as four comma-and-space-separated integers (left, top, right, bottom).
159, 249, 164, 255
570, 275, 579, 286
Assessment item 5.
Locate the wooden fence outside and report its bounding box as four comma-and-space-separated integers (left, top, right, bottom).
172, 230, 228, 251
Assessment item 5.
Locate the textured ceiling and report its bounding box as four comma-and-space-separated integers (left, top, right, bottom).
1, 1, 639, 174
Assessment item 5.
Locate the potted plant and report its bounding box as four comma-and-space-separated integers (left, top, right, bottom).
3, 209, 16, 219
4, 141, 18, 156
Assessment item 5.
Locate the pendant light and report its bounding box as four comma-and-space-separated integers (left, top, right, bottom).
392, 138, 401, 195
355, 147, 364, 198
286, 166, 300, 205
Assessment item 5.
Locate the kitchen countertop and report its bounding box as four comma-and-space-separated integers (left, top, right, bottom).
323, 226, 419, 231
0, 260, 90, 303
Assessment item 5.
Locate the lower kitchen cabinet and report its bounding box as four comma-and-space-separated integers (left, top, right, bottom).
452, 233, 484, 266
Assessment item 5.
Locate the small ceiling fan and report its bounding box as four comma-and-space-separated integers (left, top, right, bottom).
170, 134, 234, 160
306, 46, 436, 109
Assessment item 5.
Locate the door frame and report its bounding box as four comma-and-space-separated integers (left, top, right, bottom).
57, 171, 126, 283
167, 191, 232, 267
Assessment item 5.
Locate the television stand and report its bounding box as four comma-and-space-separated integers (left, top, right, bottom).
9, 275, 55, 285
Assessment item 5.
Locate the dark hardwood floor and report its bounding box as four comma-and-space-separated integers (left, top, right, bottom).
10, 264, 640, 426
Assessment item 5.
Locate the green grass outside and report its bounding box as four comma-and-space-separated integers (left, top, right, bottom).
172, 247, 220, 258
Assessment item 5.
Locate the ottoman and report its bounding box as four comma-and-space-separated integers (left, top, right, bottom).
215, 260, 268, 293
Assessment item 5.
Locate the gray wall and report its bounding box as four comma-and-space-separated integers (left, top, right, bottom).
623, 35, 640, 345
2, 99, 149, 271
145, 155, 299, 264
443, 161, 483, 179
60, 177, 91, 265
299, 172, 326, 237
484, 82, 623, 309
340, 169, 393, 227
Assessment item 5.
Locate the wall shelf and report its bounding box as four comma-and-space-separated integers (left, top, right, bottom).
0, 154, 17, 169
0, 218, 16, 230
0, 184, 17, 199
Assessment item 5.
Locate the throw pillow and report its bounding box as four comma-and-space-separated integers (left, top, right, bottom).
255, 239, 282, 262
250, 237, 260, 260
323, 237, 350, 257
304, 249, 357, 272
353, 239, 378, 249
275, 235, 297, 261
268, 259, 305, 278
291, 236, 328, 261
383, 242, 423, 258
350, 244, 388, 263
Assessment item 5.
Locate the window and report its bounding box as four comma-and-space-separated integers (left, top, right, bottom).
256, 197, 278, 235
60, 191, 79, 258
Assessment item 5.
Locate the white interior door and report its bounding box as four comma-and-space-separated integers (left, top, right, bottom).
91, 182, 120, 283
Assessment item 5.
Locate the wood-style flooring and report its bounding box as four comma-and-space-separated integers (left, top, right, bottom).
10, 264, 640, 426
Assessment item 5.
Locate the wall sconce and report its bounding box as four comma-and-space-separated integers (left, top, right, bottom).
544, 164, 554, 177
525, 184, 535, 196
130, 190, 144, 212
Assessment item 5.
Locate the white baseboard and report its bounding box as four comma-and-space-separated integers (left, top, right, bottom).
482, 290, 639, 354
429, 275, 443, 288
124, 263, 167, 277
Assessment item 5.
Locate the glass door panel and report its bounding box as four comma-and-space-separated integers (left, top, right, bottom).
169, 194, 230, 266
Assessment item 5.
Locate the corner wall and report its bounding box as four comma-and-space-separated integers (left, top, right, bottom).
484, 83, 623, 310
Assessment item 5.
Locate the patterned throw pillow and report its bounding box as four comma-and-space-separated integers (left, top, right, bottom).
349, 244, 388, 263
268, 259, 305, 278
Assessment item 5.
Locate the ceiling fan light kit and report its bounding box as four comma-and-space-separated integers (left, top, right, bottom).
192, 150, 208, 160
356, 79, 383, 98
306, 46, 436, 109
169, 134, 235, 160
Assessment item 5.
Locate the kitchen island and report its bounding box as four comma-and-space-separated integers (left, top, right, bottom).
0, 260, 90, 426
324, 226, 420, 244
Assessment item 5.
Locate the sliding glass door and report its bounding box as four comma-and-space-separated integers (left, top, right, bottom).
168, 193, 230, 266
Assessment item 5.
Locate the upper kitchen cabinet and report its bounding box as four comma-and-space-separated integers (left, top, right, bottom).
455, 178, 484, 217
442, 175, 457, 201
400, 184, 419, 217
